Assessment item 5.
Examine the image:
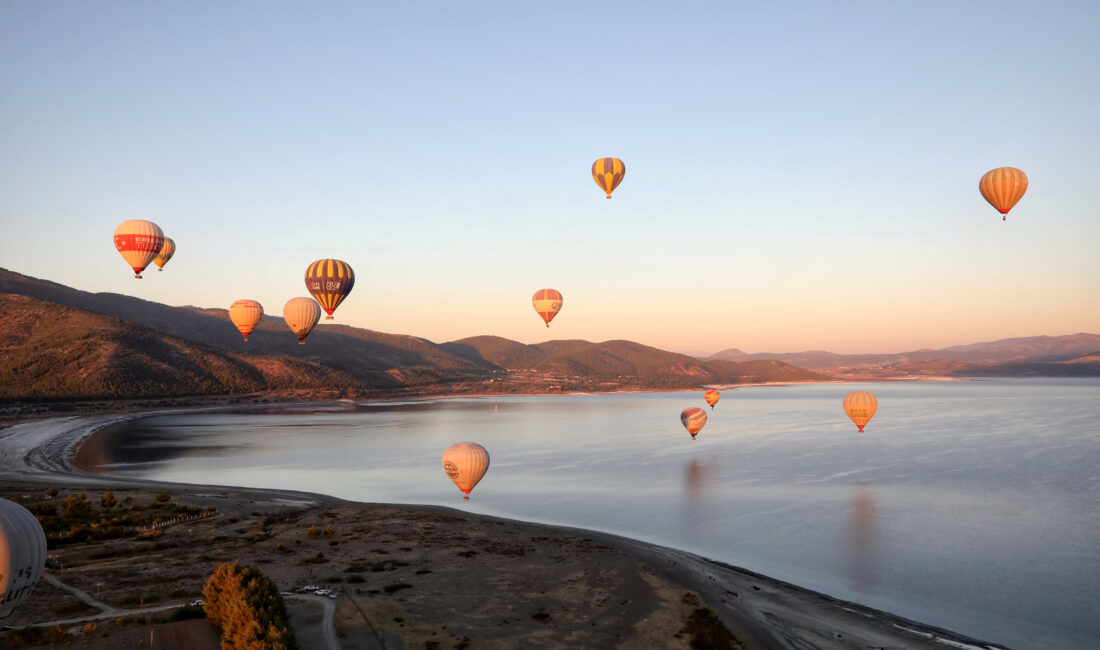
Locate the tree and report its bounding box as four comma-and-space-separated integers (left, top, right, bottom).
101, 492, 117, 509
203, 562, 298, 650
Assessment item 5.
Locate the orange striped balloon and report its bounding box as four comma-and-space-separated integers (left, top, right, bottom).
113, 220, 165, 278
305, 259, 355, 320
680, 407, 707, 440
591, 157, 625, 198
843, 391, 878, 432
704, 389, 720, 409
153, 237, 175, 271
229, 299, 263, 342
531, 289, 563, 327
979, 167, 1028, 221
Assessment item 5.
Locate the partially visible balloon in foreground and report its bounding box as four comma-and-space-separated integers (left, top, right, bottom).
229, 299, 263, 342
843, 391, 878, 432
0, 498, 47, 619
591, 157, 625, 198
283, 297, 322, 344
532, 289, 563, 327
979, 167, 1028, 221
153, 237, 176, 271
442, 442, 490, 500
681, 407, 708, 440
305, 259, 355, 320
704, 389, 720, 409
113, 219, 165, 279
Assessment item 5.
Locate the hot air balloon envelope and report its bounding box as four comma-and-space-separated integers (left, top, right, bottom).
305, 259, 355, 320
592, 157, 625, 198
284, 297, 322, 344
681, 407, 708, 439
442, 442, 490, 499
153, 237, 176, 271
113, 220, 165, 278
0, 498, 47, 619
843, 391, 878, 432
979, 167, 1028, 220
704, 389, 720, 409
229, 299, 263, 342
532, 289, 562, 327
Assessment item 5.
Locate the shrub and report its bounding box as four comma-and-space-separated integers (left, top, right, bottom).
155, 493, 171, 503
102, 492, 116, 508
307, 525, 320, 537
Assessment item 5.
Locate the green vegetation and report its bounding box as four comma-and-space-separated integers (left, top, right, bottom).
203, 562, 298, 650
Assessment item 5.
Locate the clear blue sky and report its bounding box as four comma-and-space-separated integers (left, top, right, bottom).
2, 1, 1097, 355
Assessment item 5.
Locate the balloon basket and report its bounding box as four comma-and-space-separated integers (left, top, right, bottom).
462, 496, 469, 501
298, 341, 306, 345
326, 316, 334, 320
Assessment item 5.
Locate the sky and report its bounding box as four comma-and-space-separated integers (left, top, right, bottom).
1, 1, 1098, 356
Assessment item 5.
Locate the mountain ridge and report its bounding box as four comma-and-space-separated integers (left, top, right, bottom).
0, 268, 830, 399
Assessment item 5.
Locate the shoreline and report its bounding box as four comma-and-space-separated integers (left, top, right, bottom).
1, 408, 1005, 649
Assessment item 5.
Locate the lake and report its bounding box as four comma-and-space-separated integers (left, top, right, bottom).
78, 379, 1100, 650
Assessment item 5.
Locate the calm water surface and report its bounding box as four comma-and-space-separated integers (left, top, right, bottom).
83, 379, 1100, 650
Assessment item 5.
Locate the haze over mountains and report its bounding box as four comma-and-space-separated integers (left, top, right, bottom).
707, 333, 1100, 378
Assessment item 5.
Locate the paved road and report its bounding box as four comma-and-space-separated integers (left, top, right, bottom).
284, 593, 339, 650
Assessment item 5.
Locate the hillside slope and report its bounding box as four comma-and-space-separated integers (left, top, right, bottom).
0, 294, 368, 399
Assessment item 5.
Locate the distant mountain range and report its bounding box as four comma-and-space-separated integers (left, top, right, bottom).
707, 333, 1100, 379
0, 269, 827, 400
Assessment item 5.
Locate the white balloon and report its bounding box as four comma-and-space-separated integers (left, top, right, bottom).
1, 498, 47, 619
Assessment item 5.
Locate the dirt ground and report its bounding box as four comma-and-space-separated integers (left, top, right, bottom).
2, 485, 728, 649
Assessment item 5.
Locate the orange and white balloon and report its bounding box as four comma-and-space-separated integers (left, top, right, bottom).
229, 299, 263, 342
113, 220, 165, 278
283, 297, 321, 344
704, 389, 720, 409
153, 237, 175, 271
979, 167, 1028, 221
843, 391, 878, 432
442, 442, 490, 500
680, 407, 707, 440
532, 289, 563, 327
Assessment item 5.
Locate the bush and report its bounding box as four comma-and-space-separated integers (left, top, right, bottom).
306, 525, 320, 537
155, 493, 171, 503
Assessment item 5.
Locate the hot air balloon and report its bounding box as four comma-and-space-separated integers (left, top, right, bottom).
532, 289, 563, 327
305, 259, 355, 320
113, 219, 165, 278
592, 157, 625, 198
284, 297, 321, 344
704, 389, 720, 410
442, 442, 490, 500
681, 407, 707, 440
843, 391, 878, 432
0, 498, 47, 619
979, 167, 1028, 220
229, 299, 263, 342
153, 237, 176, 271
